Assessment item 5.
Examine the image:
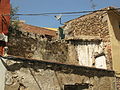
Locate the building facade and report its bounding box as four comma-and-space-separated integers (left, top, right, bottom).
1, 7, 120, 90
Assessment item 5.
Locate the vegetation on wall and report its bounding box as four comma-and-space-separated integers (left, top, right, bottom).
9, 5, 20, 33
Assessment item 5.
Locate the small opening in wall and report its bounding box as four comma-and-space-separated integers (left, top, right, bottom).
64, 83, 93, 90
119, 22, 120, 29
119, 24, 120, 29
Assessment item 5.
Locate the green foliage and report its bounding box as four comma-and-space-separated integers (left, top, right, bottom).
10, 5, 19, 20
9, 5, 20, 33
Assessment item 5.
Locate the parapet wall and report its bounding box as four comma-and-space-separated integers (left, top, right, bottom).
4, 56, 115, 90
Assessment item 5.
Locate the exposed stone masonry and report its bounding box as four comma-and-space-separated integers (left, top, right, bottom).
8, 29, 68, 63
64, 11, 109, 42
6, 8, 117, 90
63, 11, 113, 69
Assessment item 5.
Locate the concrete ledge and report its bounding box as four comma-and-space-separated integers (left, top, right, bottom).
1, 55, 115, 77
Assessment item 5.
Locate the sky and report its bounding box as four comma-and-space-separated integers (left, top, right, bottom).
11, 0, 120, 28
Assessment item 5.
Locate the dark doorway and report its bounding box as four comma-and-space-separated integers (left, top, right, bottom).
64, 83, 90, 90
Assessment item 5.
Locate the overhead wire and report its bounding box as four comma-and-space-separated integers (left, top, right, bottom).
2, 7, 120, 25
2, 8, 120, 16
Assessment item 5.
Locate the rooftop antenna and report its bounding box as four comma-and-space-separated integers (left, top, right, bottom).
89, 0, 96, 10
54, 14, 63, 25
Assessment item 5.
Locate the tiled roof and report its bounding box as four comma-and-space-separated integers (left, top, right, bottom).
64, 6, 117, 24
63, 7, 113, 41
19, 22, 57, 37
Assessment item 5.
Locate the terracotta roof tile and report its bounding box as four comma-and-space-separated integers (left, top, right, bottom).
19, 23, 57, 37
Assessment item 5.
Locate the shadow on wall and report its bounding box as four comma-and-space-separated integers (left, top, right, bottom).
112, 24, 120, 41
1, 57, 114, 78
108, 12, 120, 41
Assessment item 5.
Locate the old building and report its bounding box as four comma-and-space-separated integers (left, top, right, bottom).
4, 56, 115, 90
0, 0, 10, 56
62, 6, 120, 76
20, 21, 57, 36
18, 21, 58, 39
4, 7, 120, 90
61, 7, 112, 70
0, 0, 10, 90
61, 6, 120, 89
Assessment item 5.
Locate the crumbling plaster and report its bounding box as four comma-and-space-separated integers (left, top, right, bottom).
4, 57, 115, 90
63, 11, 113, 70
8, 29, 112, 69
6, 8, 118, 90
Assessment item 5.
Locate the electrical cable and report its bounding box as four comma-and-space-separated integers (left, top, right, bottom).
2, 8, 120, 16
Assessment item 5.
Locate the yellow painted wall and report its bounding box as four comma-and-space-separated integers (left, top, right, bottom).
107, 11, 120, 77
43, 27, 58, 31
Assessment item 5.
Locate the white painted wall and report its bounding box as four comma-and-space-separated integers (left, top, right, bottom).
0, 58, 7, 90
95, 55, 107, 69
76, 41, 107, 69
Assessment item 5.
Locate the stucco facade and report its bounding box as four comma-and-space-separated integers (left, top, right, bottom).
107, 10, 120, 77
4, 56, 115, 90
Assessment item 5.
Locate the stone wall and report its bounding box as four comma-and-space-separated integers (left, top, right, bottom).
8, 29, 69, 63
6, 17, 116, 90
8, 26, 112, 69
4, 57, 115, 90
63, 11, 113, 69
63, 11, 109, 41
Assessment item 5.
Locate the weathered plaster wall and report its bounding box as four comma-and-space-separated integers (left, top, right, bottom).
116, 77, 120, 90
6, 18, 116, 90
8, 28, 113, 69
63, 11, 113, 69
7, 10, 117, 90
107, 11, 120, 77
0, 58, 7, 90
67, 40, 112, 70
5, 58, 115, 90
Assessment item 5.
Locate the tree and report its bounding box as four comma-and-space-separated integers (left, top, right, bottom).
9, 5, 20, 33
